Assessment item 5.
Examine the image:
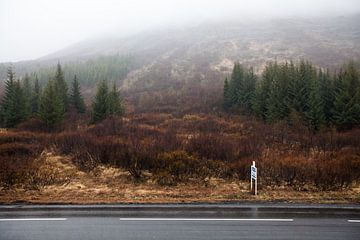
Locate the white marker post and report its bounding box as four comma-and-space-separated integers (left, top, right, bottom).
250, 161, 257, 195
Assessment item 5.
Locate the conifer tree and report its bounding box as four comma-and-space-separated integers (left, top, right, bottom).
318, 69, 334, 123
229, 63, 244, 106
223, 77, 232, 110
22, 74, 32, 118
108, 82, 124, 117
39, 80, 65, 128
0, 66, 15, 126
241, 67, 257, 112
332, 62, 360, 130
306, 75, 325, 131
1, 67, 26, 127
54, 62, 68, 110
32, 76, 41, 114
91, 80, 109, 123
70, 75, 86, 113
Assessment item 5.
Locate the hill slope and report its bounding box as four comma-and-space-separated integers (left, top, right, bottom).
1, 15, 360, 91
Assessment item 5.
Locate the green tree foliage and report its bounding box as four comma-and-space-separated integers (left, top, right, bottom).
54, 62, 68, 110
223, 77, 232, 110
0, 67, 27, 127
108, 82, 124, 117
39, 80, 65, 128
224, 60, 360, 130
32, 76, 41, 114
225, 63, 257, 112
306, 75, 325, 131
22, 74, 32, 118
252, 63, 275, 120
332, 62, 360, 130
91, 80, 125, 123
91, 80, 109, 123
70, 75, 86, 113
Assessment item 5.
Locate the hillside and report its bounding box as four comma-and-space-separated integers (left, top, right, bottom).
1, 15, 360, 93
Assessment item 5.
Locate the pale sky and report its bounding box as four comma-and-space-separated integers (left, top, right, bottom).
0, 0, 359, 62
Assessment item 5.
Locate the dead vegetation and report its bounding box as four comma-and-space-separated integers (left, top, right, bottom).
0, 111, 360, 204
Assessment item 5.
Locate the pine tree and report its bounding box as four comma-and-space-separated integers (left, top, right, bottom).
229, 63, 244, 106
223, 77, 232, 110
1, 66, 26, 127
108, 82, 124, 117
266, 63, 290, 123
54, 62, 68, 110
332, 62, 360, 130
252, 62, 275, 120
318, 69, 334, 123
0, 66, 15, 126
22, 74, 32, 118
91, 80, 109, 123
32, 76, 41, 114
70, 75, 86, 113
39, 80, 65, 128
241, 67, 257, 112
306, 74, 325, 131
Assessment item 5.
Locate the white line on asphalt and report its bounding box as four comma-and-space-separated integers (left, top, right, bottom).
0, 218, 67, 221
348, 220, 360, 223
119, 218, 294, 222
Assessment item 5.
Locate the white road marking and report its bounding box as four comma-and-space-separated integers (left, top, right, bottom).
348, 220, 360, 223
0, 218, 67, 222
119, 218, 294, 222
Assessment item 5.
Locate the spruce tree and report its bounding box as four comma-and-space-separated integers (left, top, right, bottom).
54, 62, 68, 110
306, 74, 325, 131
241, 67, 256, 112
22, 74, 32, 118
39, 80, 65, 128
91, 80, 109, 123
318, 69, 334, 123
32, 76, 41, 114
108, 82, 124, 117
1, 67, 26, 127
0, 66, 15, 126
332, 62, 360, 130
70, 75, 86, 113
229, 63, 244, 106
223, 77, 232, 110
252, 62, 275, 120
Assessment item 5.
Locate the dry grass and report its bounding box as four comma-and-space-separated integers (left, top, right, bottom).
0, 152, 359, 204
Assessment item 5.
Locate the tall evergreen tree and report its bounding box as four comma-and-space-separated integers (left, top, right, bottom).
318, 69, 334, 123
241, 67, 257, 112
266, 63, 290, 122
223, 77, 232, 110
1, 67, 26, 127
306, 74, 326, 131
229, 63, 244, 106
39, 80, 65, 128
54, 62, 68, 110
332, 62, 360, 130
70, 75, 86, 113
32, 76, 41, 114
22, 74, 32, 118
91, 80, 109, 123
108, 82, 124, 117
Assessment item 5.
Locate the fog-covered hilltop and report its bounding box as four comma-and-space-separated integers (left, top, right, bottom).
1, 14, 360, 91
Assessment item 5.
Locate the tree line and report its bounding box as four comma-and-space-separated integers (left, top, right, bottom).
223, 60, 360, 131
0, 63, 124, 129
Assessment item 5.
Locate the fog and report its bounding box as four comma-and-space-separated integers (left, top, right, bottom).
0, 0, 359, 62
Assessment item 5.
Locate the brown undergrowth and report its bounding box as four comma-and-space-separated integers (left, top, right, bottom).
0, 112, 360, 204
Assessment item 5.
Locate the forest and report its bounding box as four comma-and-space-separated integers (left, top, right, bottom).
0, 59, 359, 195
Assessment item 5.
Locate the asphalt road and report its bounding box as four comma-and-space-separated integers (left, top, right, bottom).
0, 203, 359, 240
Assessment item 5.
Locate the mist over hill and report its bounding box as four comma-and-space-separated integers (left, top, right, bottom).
1, 14, 359, 92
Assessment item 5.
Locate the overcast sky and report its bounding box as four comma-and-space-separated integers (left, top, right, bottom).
0, 0, 359, 62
